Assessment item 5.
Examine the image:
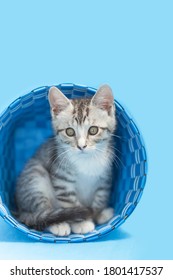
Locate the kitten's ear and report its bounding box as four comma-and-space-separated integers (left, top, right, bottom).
48, 86, 72, 115
91, 84, 114, 113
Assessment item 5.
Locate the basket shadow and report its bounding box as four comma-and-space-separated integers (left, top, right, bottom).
94, 228, 131, 243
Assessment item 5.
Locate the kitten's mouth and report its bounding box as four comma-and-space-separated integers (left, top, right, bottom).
78, 149, 88, 154
76, 147, 89, 155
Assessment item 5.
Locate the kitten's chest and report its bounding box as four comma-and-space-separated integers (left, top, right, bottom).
75, 173, 99, 206
73, 155, 108, 206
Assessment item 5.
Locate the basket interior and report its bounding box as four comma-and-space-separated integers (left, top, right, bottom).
0, 84, 147, 242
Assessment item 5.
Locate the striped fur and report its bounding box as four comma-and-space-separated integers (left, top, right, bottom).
15, 85, 117, 236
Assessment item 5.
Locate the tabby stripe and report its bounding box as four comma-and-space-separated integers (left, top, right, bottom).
95, 199, 106, 207
100, 127, 107, 130
57, 129, 65, 133
94, 138, 107, 143
54, 174, 76, 183
32, 200, 48, 211
97, 185, 111, 190
57, 197, 73, 203
63, 140, 71, 144
86, 107, 89, 116
57, 191, 76, 197
53, 186, 66, 190
74, 117, 79, 124
100, 127, 112, 133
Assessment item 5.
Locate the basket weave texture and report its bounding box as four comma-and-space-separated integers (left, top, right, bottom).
0, 83, 147, 242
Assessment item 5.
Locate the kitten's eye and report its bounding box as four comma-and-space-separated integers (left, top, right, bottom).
88, 126, 99, 135
66, 128, 75, 137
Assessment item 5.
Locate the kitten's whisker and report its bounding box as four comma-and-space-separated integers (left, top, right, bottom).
95, 146, 125, 168
114, 154, 125, 168
50, 148, 71, 168
94, 148, 113, 167
50, 151, 69, 164
110, 146, 123, 155
56, 153, 69, 171
108, 149, 125, 167
110, 133, 128, 141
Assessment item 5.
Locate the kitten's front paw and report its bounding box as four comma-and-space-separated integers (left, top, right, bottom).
47, 222, 71, 236
71, 220, 95, 234
96, 207, 114, 224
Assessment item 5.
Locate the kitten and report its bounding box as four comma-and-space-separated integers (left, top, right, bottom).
15, 85, 117, 236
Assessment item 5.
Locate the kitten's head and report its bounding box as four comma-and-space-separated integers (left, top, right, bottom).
48, 85, 116, 155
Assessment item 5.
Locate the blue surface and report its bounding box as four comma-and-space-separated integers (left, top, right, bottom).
0, 0, 172, 259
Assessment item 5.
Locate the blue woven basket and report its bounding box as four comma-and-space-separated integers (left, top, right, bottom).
0, 83, 147, 243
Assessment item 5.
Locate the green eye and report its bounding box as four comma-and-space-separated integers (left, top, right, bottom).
88, 126, 99, 135
66, 128, 75, 137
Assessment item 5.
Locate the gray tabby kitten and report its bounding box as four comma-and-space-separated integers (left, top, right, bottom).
15, 85, 117, 236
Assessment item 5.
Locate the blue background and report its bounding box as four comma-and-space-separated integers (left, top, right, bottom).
0, 0, 172, 260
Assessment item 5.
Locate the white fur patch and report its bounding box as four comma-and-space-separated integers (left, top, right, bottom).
72, 142, 110, 176
47, 222, 71, 236
71, 220, 95, 234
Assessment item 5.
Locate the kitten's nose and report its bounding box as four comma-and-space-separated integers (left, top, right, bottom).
77, 145, 87, 150
77, 137, 87, 150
